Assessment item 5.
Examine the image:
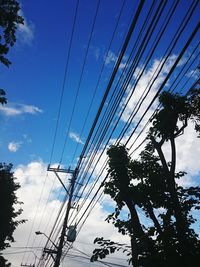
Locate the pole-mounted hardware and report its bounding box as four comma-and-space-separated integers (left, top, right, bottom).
46, 165, 79, 267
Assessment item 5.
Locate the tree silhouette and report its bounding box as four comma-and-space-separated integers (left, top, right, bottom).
0, 2, 24, 265
0, 0, 24, 105
0, 0, 23, 67
0, 256, 11, 267
0, 89, 7, 105
91, 88, 200, 266
0, 163, 26, 265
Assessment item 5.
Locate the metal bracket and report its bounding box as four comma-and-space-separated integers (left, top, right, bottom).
47, 164, 76, 194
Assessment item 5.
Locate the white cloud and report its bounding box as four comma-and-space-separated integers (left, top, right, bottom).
0, 103, 43, 116
105, 50, 126, 69
8, 141, 22, 152
105, 51, 117, 65
8, 135, 32, 153
3, 161, 65, 265
3, 126, 200, 266
21, 105, 42, 114
22, 134, 32, 143
80, 56, 180, 178
2, 161, 129, 267
81, 55, 200, 191
162, 121, 200, 181
121, 55, 177, 124
186, 68, 199, 80
17, 10, 34, 45
94, 48, 100, 60
69, 132, 84, 144
90, 46, 101, 61
3, 55, 199, 267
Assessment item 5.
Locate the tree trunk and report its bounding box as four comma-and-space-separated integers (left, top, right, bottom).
152, 136, 189, 256
124, 196, 157, 264
130, 234, 139, 267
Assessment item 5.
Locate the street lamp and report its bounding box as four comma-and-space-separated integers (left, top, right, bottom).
35, 231, 59, 263
35, 231, 58, 249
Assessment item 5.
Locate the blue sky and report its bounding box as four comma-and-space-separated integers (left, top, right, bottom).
0, 0, 199, 168
0, 0, 136, 167
1, 1, 200, 266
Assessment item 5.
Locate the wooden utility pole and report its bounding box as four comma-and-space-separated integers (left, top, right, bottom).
47, 165, 77, 267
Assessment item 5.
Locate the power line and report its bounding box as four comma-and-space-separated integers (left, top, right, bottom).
38, 1, 146, 265
129, 46, 200, 156
78, 0, 198, 243
125, 21, 200, 146
116, 0, 194, 144
44, 0, 131, 248
49, 0, 80, 165
67, 0, 176, 227
67, 0, 159, 220
21, 1, 80, 264
59, 0, 101, 164
61, 0, 194, 247
69, 0, 127, 167
63, 6, 199, 263
33, 2, 199, 266
58, 0, 146, 246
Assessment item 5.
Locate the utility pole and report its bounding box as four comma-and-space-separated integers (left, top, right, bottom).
47, 165, 77, 267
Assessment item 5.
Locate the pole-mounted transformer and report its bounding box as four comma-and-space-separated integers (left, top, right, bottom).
66, 225, 77, 242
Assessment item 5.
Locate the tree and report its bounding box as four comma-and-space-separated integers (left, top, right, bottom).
0, 255, 11, 267
0, 163, 26, 265
0, 89, 7, 104
0, 0, 24, 67
0, 2, 24, 265
0, 0, 24, 104
91, 88, 200, 266
0, 163, 25, 250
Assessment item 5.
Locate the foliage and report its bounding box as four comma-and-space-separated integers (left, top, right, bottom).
0, 255, 11, 267
0, 0, 24, 105
0, 89, 7, 104
0, 163, 26, 267
0, 3, 24, 265
0, 0, 23, 67
91, 89, 200, 266
91, 238, 131, 264
0, 163, 25, 250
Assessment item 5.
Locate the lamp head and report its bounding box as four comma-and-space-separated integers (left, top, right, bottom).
35, 231, 43, 235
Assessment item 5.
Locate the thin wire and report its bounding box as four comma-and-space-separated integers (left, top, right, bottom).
116, 0, 192, 144
118, 0, 198, 146
69, 0, 173, 220
22, 1, 80, 264
72, 1, 198, 241
59, 0, 101, 164
129, 45, 200, 155
72, 70, 200, 262
70, 0, 145, 172
35, 0, 196, 266
21, 172, 49, 264
70, 0, 127, 166
130, 61, 200, 156
126, 21, 200, 146
42, 0, 138, 254
49, 0, 80, 164
70, 0, 161, 205
66, 9, 200, 254
56, 0, 146, 236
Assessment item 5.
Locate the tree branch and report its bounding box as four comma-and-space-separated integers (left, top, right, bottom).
174, 118, 188, 138
170, 136, 176, 176
151, 137, 170, 175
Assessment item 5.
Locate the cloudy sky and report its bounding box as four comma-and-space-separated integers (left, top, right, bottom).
0, 0, 200, 266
